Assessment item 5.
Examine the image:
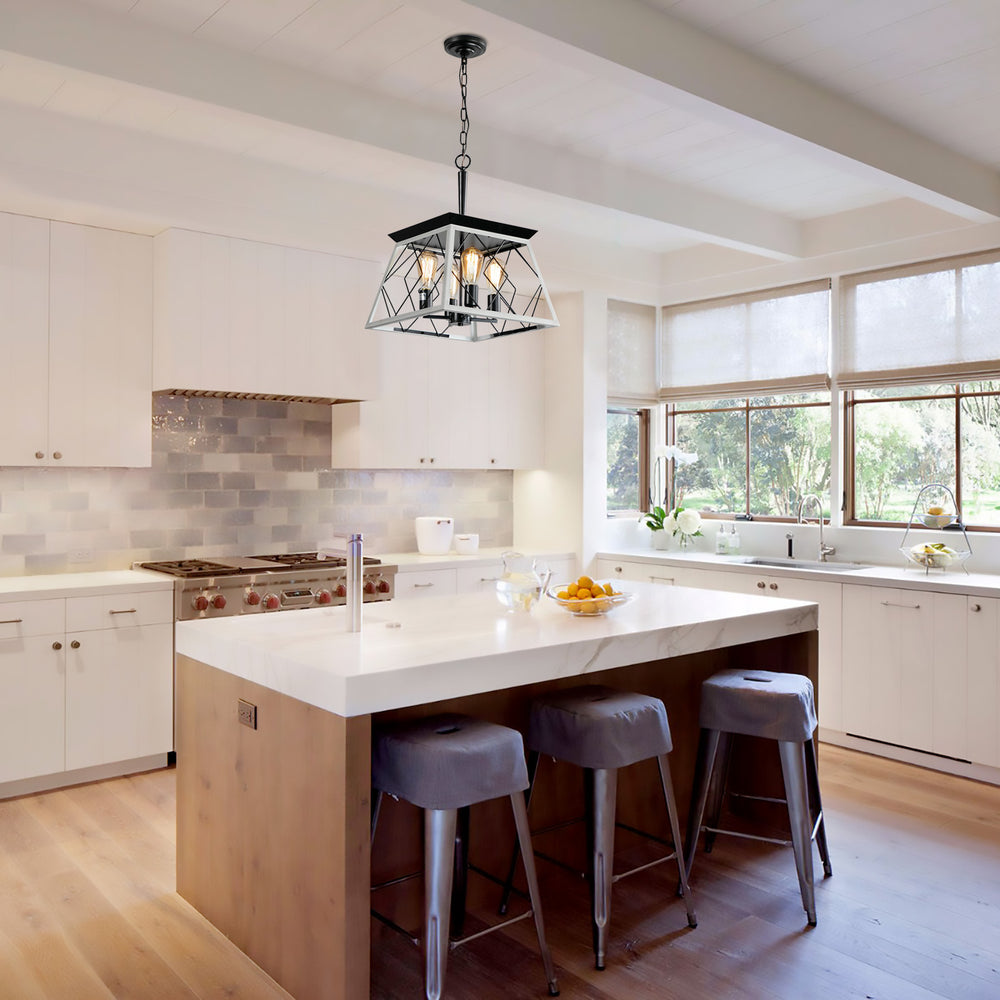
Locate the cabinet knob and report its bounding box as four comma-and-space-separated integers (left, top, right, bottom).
490, 458, 496, 464
756, 580, 766, 589
769, 582, 778, 590
52, 451, 62, 460
429, 457, 435, 463
420, 457, 425, 463
971, 603, 982, 612
70, 640, 81, 649
35, 451, 44, 459
52, 641, 62, 650
614, 566, 622, 574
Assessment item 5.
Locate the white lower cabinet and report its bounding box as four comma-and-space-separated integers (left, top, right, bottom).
596, 558, 682, 586
0, 598, 67, 784
0, 588, 173, 791
966, 596, 1000, 768
842, 586, 969, 760
394, 569, 459, 600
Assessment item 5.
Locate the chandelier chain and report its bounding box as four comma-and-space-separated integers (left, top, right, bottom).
455, 54, 471, 172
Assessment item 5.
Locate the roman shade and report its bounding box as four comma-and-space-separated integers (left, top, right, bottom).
660, 280, 831, 401
839, 249, 1000, 388
607, 299, 658, 405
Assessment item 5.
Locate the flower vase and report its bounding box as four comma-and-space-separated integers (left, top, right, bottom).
677, 533, 691, 550
651, 531, 670, 550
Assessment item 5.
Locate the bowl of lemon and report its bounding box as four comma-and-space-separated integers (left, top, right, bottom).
546, 575, 634, 617
917, 505, 956, 529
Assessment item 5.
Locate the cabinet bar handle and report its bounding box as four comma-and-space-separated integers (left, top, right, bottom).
648, 575, 674, 583
109, 608, 138, 615
880, 601, 920, 609
479, 577, 499, 582
0, 618, 24, 624
413, 583, 434, 588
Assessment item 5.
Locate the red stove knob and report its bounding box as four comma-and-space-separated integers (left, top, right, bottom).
245, 590, 261, 606
363, 578, 376, 595
377, 577, 391, 594
192, 594, 209, 612
316, 589, 332, 605
211, 594, 227, 610
262, 593, 280, 611
334, 583, 347, 598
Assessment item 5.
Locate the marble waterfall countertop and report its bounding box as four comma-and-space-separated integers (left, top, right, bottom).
174, 581, 817, 718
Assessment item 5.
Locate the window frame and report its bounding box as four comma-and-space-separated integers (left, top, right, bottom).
666, 393, 832, 523
844, 383, 1000, 531
606, 406, 650, 517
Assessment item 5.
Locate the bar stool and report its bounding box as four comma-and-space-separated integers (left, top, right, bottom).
502, 685, 696, 971
684, 669, 832, 926
370, 713, 559, 1000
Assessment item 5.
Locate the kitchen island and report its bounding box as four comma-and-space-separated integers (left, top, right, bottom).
174, 582, 817, 1000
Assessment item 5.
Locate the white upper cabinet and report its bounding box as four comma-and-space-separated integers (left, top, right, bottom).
331, 328, 545, 470
153, 228, 379, 402
0, 213, 153, 468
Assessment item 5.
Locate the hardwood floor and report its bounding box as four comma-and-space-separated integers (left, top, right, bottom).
1, 745, 998, 999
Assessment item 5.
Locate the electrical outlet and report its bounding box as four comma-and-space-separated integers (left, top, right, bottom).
237, 699, 257, 730
68, 549, 93, 564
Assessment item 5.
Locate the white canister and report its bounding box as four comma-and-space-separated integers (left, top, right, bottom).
454, 533, 479, 555
415, 516, 454, 555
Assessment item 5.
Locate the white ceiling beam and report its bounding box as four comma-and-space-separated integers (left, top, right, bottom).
461, 0, 1000, 222
0, 0, 800, 257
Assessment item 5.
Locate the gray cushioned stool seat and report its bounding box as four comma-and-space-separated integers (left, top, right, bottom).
372, 713, 529, 811
699, 669, 817, 743
527, 685, 672, 769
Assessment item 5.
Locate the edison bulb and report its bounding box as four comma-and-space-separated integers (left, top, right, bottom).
460, 245, 484, 285
485, 259, 505, 290
417, 251, 438, 290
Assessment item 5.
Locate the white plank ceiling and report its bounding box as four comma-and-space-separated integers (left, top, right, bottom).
1, 0, 999, 270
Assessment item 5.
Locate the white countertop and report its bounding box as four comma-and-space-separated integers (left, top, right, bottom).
374, 548, 575, 571
599, 548, 1000, 597
0, 569, 174, 601
174, 582, 816, 718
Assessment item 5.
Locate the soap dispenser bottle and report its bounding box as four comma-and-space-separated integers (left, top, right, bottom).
728, 522, 741, 555
715, 523, 729, 554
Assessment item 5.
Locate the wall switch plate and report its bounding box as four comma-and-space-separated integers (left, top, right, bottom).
238, 698, 257, 730
68, 549, 93, 563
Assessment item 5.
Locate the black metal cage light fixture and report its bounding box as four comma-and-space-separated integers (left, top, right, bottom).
366, 33, 558, 342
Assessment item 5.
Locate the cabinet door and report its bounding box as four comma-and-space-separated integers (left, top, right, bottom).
843, 586, 935, 753
596, 559, 678, 585
487, 332, 544, 468
0, 212, 50, 466
0, 635, 65, 783
965, 596, 999, 767
48, 222, 153, 467
427, 338, 490, 468
456, 562, 504, 594
65, 622, 174, 770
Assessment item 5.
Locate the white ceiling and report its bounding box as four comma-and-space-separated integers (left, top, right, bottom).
1, 0, 999, 279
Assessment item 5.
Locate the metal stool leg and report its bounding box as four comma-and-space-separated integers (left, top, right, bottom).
371, 789, 383, 845
509, 792, 560, 996
684, 728, 720, 879
424, 808, 458, 1000
450, 806, 471, 939
498, 750, 540, 916
777, 741, 817, 926
703, 731, 733, 854
655, 754, 697, 928
805, 738, 832, 878
586, 767, 617, 970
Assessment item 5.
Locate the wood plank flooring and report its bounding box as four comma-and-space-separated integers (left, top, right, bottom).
1, 745, 998, 999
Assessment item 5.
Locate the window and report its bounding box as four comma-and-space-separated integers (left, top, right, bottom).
607, 407, 649, 514
668, 393, 831, 520
846, 382, 1000, 527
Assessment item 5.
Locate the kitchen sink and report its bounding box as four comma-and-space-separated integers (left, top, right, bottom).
739, 556, 869, 573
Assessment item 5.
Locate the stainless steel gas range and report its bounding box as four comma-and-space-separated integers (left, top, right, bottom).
135, 552, 396, 621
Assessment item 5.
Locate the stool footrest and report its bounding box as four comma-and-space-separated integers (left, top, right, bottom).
702, 825, 793, 848
611, 850, 681, 884
730, 791, 787, 806
370, 908, 420, 947
450, 909, 534, 947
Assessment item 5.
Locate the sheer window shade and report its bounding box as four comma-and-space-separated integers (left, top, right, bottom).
840, 249, 1000, 388
659, 280, 830, 401
607, 300, 658, 404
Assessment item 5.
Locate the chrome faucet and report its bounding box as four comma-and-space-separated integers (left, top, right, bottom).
319, 532, 364, 632
797, 494, 836, 562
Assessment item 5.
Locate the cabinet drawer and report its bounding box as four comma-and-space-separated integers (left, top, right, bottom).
455, 563, 504, 594
66, 590, 173, 632
0, 599, 65, 639
393, 569, 458, 599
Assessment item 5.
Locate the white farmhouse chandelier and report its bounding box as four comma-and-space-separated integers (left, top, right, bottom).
366, 33, 558, 342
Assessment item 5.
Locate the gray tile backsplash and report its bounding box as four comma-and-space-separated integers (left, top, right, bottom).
0, 396, 513, 575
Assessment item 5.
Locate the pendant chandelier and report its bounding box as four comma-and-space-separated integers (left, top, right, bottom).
366, 33, 558, 342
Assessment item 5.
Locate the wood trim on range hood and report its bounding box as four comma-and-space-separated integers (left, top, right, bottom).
154, 389, 359, 405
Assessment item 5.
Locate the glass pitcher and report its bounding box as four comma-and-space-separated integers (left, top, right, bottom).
495, 551, 551, 613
